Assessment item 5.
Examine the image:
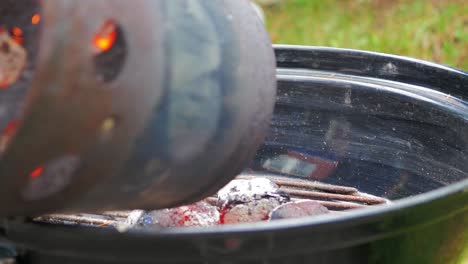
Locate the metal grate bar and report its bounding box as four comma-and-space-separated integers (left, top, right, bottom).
280, 187, 387, 205
238, 175, 359, 195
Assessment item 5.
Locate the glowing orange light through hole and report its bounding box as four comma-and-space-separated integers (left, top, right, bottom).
11, 26, 24, 45
32, 14, 41, 25
12, 27, 23, 36
30, 166, 44, 179
93, 20, 117, 54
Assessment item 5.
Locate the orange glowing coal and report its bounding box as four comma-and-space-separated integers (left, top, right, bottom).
12, 27, 23, 36
32, 13, 41, 25
93, 20, 117, 54
11, 27, 24, 45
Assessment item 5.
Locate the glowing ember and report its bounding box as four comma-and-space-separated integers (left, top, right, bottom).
136, 202, 220, 228
30, 166, 44, 179
11, 27, 24, 46
12, 27, 23, 37
93, 20, 117, 54
32, 14, 41, 25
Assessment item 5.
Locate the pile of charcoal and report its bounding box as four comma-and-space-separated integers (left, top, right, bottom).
120, 178, 331, 230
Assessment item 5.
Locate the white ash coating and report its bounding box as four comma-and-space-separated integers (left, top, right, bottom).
125, 210, 146, 226
217, 178, 283, 205
116, 210, 145, 232
138, 202, 220, 228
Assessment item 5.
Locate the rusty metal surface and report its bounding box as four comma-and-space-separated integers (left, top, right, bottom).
0, 0, 276, 216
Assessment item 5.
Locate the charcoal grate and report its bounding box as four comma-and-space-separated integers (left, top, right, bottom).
34, 175, 389, 227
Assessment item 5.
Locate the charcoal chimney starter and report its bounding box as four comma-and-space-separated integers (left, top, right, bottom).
0, 0, 277, 216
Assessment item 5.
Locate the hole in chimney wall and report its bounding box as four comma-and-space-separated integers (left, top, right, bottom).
93, 20, 127, 83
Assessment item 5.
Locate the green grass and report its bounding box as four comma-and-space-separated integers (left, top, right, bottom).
263, 0, 467, 69
459, 246, 468, 264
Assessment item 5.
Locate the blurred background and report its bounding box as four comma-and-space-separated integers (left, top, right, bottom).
253, 0, 467, 69
252, 0, 467, 262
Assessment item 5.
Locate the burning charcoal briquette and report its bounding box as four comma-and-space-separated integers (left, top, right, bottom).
220, 197, 284, 224
128, 202, 220, 228
217, 178, 286, 204
217, 178, 290, 224
269, 200, 329, 220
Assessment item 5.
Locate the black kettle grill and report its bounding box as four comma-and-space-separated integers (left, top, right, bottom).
1, 45, 467, 264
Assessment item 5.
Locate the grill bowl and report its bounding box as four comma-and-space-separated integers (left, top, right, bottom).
2, 45, 468, 264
